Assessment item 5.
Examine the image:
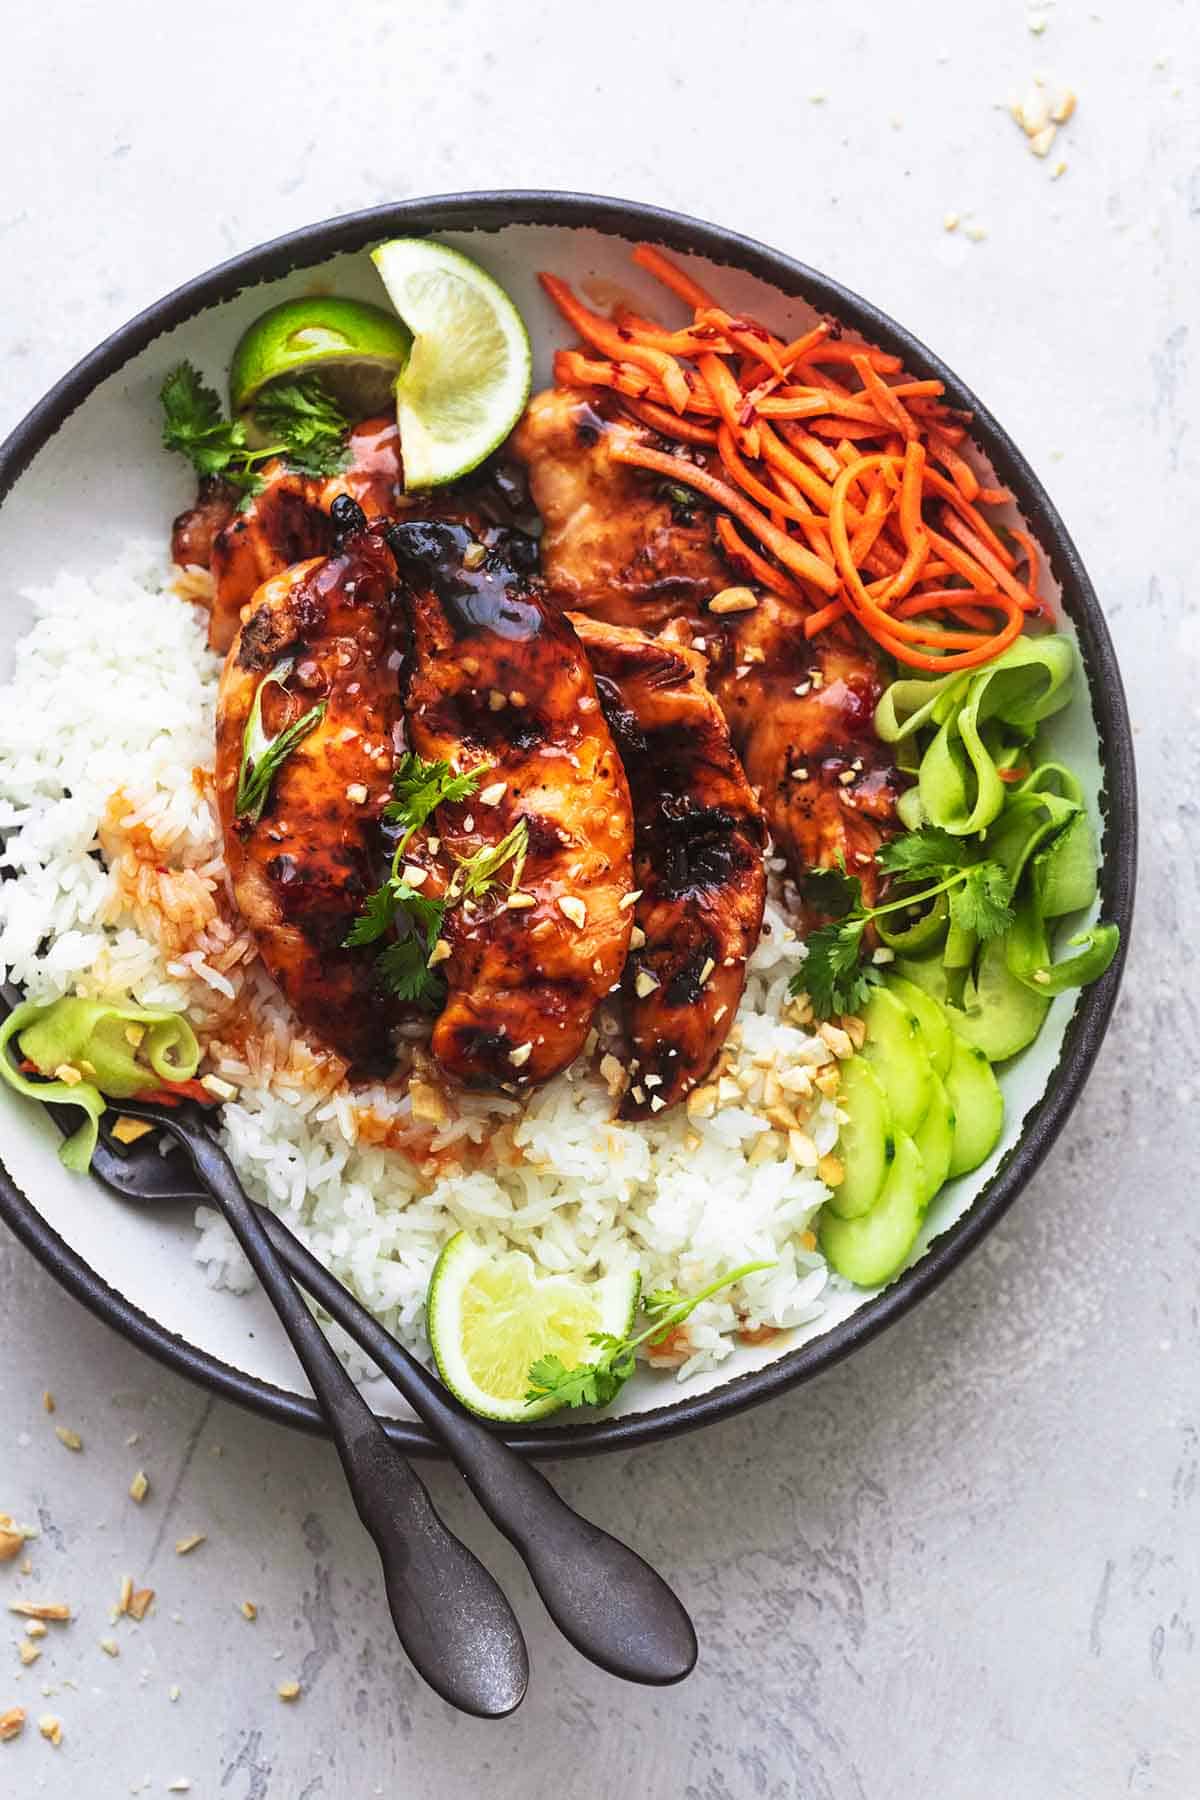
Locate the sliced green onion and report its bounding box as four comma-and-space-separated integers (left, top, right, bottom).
236, 657, 326, 824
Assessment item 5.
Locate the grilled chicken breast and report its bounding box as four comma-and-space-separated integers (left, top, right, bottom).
214, 503, 403, 1075
511, 387, 729, 631
571, 615, 766, 1119
195, 417, 404, 654
704, 596, 902, 903
389, 519, 634, 1090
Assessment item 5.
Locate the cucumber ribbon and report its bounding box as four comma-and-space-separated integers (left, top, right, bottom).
875, 640, 1119, 1004
876, 635, 1076, 837
0, 997, 200, 1171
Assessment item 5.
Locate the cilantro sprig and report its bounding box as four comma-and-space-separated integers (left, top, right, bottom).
791, 827, 1015, 1019
344, 753, 529, 1007
525, 1260, 774, 1412
160, 361, 349, 505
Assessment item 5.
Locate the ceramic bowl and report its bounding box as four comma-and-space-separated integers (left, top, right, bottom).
0, 192, 1136, 1455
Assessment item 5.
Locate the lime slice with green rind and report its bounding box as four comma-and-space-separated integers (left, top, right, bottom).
369, 238, 532, 489
229, 296, 413, 420
426, 1232, 640, 1421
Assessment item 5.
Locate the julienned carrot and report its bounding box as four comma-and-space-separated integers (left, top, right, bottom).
793, 341, 904, 374
613, 307, 734, 357
852, 354, 918, 442
1005, 525, 1049, 614
554, 348, 651, 399
763, 466, 837, 567
700, 353, 760, 455
927, 428, 980, 501
610, 440, 841, 595
540, 273, 690, 413
714, 516, 809, 602
619, 396, 719, 445
936, 514, 1040, 613
718, 425, 825, 532
777, 422, 843, 482
922, 467, 1016, 568
631, 243, 719, 310
694, 308, 787, 375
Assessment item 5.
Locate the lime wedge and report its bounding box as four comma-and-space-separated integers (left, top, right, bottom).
229, 296, 413, 419
426, 1232, 639, 1421
369, 238, 532, 489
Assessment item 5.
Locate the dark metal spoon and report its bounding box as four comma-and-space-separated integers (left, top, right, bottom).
86, 1111, 697, 1686
101, 1096, 530, 1720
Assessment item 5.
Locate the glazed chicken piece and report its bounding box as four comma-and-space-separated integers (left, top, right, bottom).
511, 387, 729, 631
388, 519, 634, 1090
570, 616, 766, 1119
214, 500, 404, 1076
178, 417, 404, 654
703, 596, 902, 904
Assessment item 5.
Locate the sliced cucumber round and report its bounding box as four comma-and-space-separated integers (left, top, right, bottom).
827, 1056, 894, 1220
886, 974, 952, 1078
944, 1037, 1005, 1177
819, 1130, 926, 1289
912, 1072, 955, 1207
862, 985, 933, 1136
946, 936, 1049, 1063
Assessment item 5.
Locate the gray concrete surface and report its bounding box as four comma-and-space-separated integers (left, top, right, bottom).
1, 2, 1195, 1794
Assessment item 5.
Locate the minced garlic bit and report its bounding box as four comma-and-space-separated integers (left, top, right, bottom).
426, 939, 452, 967
53, 1426, 82, 1453
507, 1042, 533, 1068
277, 1681, 302, 1702
634, 969, 660, 999
707, 586, 758, 615
174, 1534, 206, 1557
477, 781, 507, 807
557, 896, 587, 929
0, 1707, 25, 1742
129, 1471, 149, 1505
37, 1714, 62, 1746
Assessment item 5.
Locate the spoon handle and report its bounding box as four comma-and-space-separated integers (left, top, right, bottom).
178, 1123, 529, 1719
256, 1207, 697, 1686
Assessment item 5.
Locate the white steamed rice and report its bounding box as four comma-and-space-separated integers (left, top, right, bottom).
0, 546, 839, 1391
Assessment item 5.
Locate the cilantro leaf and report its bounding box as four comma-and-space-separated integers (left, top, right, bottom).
160, 362, 246, 478
252, 376, 350, 477
790, 916, 874, 1018
383, 754, 490, 843
875, 827, 970, 880
947, 860, 1014, 940
343, 882, 398, 948
376, 935, 444, 1006
801, 863, 864, 919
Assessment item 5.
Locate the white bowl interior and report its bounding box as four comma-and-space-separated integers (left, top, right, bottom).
0, 222, 1110, 1424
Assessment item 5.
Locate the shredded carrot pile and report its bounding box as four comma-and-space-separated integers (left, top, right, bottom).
539, 248, 1047, 671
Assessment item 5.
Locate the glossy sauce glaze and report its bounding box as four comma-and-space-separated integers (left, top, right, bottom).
389, 520, 635, 1090
214, 512, 405, 1076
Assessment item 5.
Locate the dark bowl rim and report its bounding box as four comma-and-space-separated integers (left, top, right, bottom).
0, 189, 1137, 1459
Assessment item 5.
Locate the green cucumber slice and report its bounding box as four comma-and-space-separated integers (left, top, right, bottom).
827, 1056, 894, 1219
944, 1038, 1004, 1176
819, 1130, 926, 1288
912, 1072, 955, 1206
946, 935, 1049, 1063
862, 986, 933, 1135
886, 974, 952, 1078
